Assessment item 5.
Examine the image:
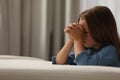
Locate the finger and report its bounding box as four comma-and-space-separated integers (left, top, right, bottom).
77, 23, 84, 32
68, 26, 74, 30
72, 23, 77, 28
67, 23, 75, 29
64, 27, 71, 32
76, 23, 81, 28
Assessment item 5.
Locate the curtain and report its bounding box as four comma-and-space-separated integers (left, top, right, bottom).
0, 0, 81, 60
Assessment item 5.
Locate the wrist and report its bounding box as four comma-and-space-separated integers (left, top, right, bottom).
68, 39, 74, 43
74, 39, 84, 57
74, 40, 84, 49
74, 39, 83, 44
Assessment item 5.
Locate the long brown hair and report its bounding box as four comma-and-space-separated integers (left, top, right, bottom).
79, 6, 120, 60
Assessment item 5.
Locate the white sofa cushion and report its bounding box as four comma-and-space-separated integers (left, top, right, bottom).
0, 55, 120, 80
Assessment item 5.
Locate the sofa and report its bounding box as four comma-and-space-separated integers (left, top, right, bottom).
0, 55, 120, 80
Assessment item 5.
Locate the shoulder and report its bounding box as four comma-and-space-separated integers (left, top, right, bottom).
101, 44, 116, 51
99, 44, 117, 56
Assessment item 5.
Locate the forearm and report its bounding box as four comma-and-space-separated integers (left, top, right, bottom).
74, 40, 85, 57
56, 39, 73, 64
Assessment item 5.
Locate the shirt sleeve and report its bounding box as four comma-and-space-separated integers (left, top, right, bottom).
74, 45, 118, 66
51, 56, 57, 64
51, 51, 76, 65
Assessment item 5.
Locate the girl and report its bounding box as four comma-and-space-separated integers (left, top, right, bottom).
52, 6, 120, 67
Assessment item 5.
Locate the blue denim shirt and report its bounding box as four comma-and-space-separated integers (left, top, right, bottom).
52, 44, 120, 67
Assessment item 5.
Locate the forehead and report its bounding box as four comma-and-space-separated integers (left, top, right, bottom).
78, 18, 88, 29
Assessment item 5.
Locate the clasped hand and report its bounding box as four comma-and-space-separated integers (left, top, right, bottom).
64, 23, 85, 41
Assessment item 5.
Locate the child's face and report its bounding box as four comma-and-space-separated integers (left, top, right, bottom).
79, 18, 100, 49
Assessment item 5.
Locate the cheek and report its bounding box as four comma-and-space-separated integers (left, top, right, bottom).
84, 34, 90, 40
84, 34, 94, 43
84, 35, 95, 48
